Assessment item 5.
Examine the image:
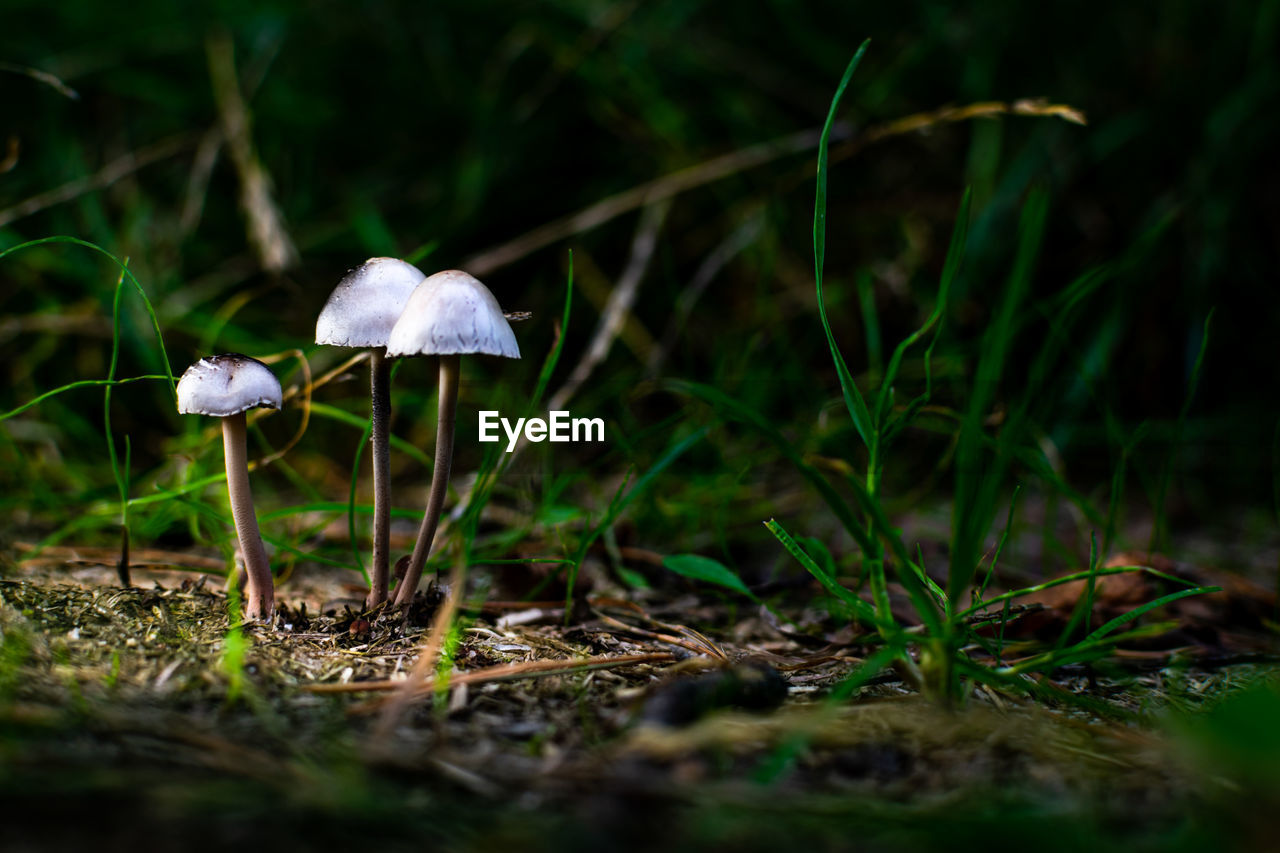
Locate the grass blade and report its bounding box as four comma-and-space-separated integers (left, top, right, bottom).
976, 484, 1021, 602
955, 562, 1202, 621
1085, 585, 1220, 643
856, 271, 882, 375
764, 518, 880, 627
948, 189, 1049, 606
308, 402, 432, 467
346, 414, 374, 586
0, 235, 177, 395
813, 40, 875, 447
531, 252, 574, 410
875, 188, 971, 430
664, 377, 943, 632
1, 375, 170, 422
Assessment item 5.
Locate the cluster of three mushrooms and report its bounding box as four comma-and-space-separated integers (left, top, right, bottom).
315, 260, 519, 609
176, 261, 517, 621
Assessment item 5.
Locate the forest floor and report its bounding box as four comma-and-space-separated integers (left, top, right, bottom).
1, 552, 1278, 853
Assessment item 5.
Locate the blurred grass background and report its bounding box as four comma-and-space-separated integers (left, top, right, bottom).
1, 0, 1277, 585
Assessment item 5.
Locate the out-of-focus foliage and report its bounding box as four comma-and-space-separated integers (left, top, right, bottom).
0, 1, 1275, 577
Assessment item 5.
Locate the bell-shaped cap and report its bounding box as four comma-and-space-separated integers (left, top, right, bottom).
177, 354, 283, 417
386, 270, 520, 359
316, 257, 426, 348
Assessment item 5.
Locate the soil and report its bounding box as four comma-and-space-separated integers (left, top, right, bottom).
0, 556, 1275, 852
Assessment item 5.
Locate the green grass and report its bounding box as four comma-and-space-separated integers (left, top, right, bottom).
659, 45, 1222, 706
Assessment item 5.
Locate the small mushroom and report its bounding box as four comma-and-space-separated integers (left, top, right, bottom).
177, 354, 283, 621
316, 257, 426, 609
386, 270, 520, 607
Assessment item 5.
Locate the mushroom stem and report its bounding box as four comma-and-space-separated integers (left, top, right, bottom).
367, 348, 392, 609
222, 412, 274, 620
394, 354, 458, 607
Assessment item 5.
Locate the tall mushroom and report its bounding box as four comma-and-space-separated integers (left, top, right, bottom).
316, 257, 426, 609
386, 270, 520, 607
177, 354, 283, 621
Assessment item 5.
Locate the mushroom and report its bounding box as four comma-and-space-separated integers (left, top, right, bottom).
177, 354, 283, 621
386, 270, 520, 607
316, 257, 426, 609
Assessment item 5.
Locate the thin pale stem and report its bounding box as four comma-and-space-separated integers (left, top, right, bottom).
366, 348, 392, 609
222, 413, 274, 620
394, 355, 459, 607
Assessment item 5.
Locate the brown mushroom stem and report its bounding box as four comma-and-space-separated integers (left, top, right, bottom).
394, 354, 458, 607
222, 412, 274, 620
367, 348, 392, 609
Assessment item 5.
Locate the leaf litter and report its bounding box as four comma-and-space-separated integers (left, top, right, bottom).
0, 550, 1278, 849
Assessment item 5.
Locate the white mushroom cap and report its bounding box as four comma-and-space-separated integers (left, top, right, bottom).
316, 257, 426, 347
177, 354, 283, 417
386, 270, 520, 359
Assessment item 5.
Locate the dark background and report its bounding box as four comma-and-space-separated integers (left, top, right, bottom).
1, 0, 1277, 578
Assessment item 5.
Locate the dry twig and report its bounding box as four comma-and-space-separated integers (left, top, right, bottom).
181, 32, 284, 236
310, 652, 676, 708
0, 135, 19, 174
545, 198, 670, 414
256, 348, 313, 466
206, 30, 298, 273
0, 134, 196, 230
461, 127, 827, 276
462, 97, 1084, 276
591, 598, 729, 660
646, 206, 766, 376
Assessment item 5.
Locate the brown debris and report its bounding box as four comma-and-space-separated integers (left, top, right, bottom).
0, 547, 1272, 838
985, 552, 1279, 653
